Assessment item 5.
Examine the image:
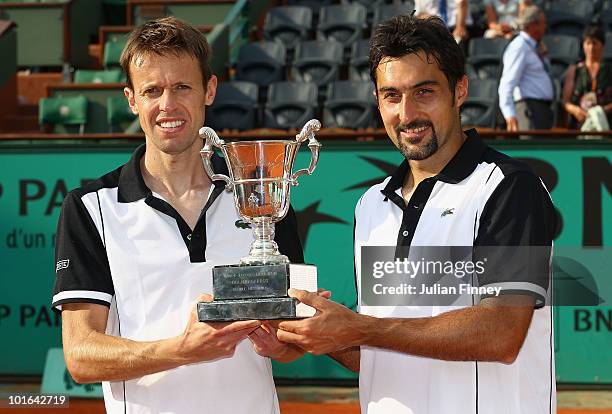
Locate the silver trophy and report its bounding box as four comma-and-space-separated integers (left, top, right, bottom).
197, 120, 321, 321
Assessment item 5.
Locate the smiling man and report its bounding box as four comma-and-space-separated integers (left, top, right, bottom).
277, 14, 557, 414
51, 17, 304, 414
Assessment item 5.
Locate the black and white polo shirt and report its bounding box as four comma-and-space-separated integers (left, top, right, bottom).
52, 144, 303, 414
355, 129, 556, 414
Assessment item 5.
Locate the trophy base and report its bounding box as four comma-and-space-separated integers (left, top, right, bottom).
198, 263, 317, 322
198, 297, 306, 321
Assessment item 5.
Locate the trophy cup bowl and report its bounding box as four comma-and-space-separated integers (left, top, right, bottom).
196, 120, 321, 321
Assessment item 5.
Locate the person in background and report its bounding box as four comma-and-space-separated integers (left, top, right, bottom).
415, 0, 472, 43
483, 0, 530, 39
498, 5, 554, 133
563, 24, 612, 131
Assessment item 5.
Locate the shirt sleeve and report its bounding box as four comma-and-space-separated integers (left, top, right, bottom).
275, 204, 305, 264
51, 191, 114, 312
499, 41, 527, 118
473, 171, 556, 308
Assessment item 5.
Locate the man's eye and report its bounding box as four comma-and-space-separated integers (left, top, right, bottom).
416, 89, 433, 96
176, 84, 190, 90
384, 93, 400, 100
144, 88, 159, 96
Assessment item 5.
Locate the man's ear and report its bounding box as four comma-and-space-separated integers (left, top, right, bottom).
124, 87, 138, 115
205, 75, 217, 106
455, 75, 468, 108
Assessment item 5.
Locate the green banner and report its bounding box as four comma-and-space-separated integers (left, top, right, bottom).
0, 140, 610, 383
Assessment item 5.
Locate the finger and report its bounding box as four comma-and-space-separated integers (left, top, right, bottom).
217, 319, 261, 334
262, 322, 277, 335
196, 293, 214, 303
277, 319, 307, 334
288, 288, 328, 309
318, 290, 331, 299
276, 329, 306, 346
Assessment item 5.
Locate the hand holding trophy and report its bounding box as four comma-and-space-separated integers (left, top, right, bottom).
197, 120, 321, 321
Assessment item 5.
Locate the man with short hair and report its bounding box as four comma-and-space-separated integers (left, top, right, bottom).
52, 17, 303, 414
499, 5, 555, 132
277, 14, 556, 414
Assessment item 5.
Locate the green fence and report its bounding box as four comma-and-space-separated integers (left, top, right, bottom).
0, 139, 610, 384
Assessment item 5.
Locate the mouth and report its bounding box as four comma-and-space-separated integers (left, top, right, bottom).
399, 124, 431, 143
156, 119, 186, 133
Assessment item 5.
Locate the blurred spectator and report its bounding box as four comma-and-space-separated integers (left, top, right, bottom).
498, 5, 554, 132
563, 24, 612, 130
483, 0, 530, 39
415, 0, 472, 42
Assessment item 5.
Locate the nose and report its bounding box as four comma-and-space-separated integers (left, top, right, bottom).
158, 88, 177, 113
398, 95, 418, 125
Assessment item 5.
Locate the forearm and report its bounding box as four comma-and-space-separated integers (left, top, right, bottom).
63, 330, 185, 383
456, 0, 468, 28
328, 346, 360, 372
604, 103, 612, 113
359, 304, 532, 363
564, 102, 583, 118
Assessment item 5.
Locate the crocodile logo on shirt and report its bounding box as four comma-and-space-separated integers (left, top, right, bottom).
235, 219, 252, 229
441, 208, 454, 217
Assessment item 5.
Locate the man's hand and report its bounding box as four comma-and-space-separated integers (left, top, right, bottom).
276, 289, 372, 355
248, 323, 305, 362
453, 25, 469, 42
248, 289, 332, 362
505, 116, 519, 131
177, 294, 261, 364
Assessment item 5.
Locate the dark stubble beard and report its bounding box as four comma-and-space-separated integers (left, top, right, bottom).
395, 120, 439, 160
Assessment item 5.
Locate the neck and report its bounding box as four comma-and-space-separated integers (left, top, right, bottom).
141, 140, 211, 197
586, 57, 600, 66
403, 129, 467, 195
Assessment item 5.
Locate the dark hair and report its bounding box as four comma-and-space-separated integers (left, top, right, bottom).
369, 14, 466, 95
120, 17, 213, 88
582, 24, 605, 44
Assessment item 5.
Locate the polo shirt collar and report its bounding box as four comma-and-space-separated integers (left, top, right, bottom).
118, 143, 229, 203
519, 31, 537, 48
381, 129, 487, 198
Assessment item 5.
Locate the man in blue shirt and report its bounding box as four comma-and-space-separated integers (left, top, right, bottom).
498, 5, 554, 133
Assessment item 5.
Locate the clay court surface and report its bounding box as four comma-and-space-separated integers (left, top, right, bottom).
1, 385, 611, 413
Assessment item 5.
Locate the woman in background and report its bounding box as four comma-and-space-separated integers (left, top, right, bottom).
563, 24, 612, 129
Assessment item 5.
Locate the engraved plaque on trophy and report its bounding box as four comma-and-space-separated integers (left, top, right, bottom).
196, 120, 321, 321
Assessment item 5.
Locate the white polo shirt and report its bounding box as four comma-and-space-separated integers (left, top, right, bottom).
52, 144, 303, 414
355, 130, 556, 414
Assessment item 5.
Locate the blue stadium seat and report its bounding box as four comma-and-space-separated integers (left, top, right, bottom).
291, 40, 344, 88
264, 81, 318, 129
316, 4, 367, 48
467, 37, 510, 79
207, 81, 259, 131
235, 42, 286, 87
323, 80, 377, 128
263, 6, 313, 50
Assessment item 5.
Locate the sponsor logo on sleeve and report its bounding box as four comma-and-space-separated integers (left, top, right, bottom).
56, 259, 70, 273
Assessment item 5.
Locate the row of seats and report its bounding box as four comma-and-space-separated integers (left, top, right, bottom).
39, 95, 135, 134
270, 0, 612, 43
263, 3, 415, 50
207, 80, 378, 131
234, 33, 612, 90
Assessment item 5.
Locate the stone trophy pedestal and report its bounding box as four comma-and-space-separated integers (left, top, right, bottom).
197, 263, 317, 321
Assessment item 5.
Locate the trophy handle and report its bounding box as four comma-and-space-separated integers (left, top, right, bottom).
290, 119, 322, 185
199, 127, 233, 191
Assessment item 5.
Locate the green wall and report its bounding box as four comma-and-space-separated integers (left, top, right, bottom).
0, 139, 610, 383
